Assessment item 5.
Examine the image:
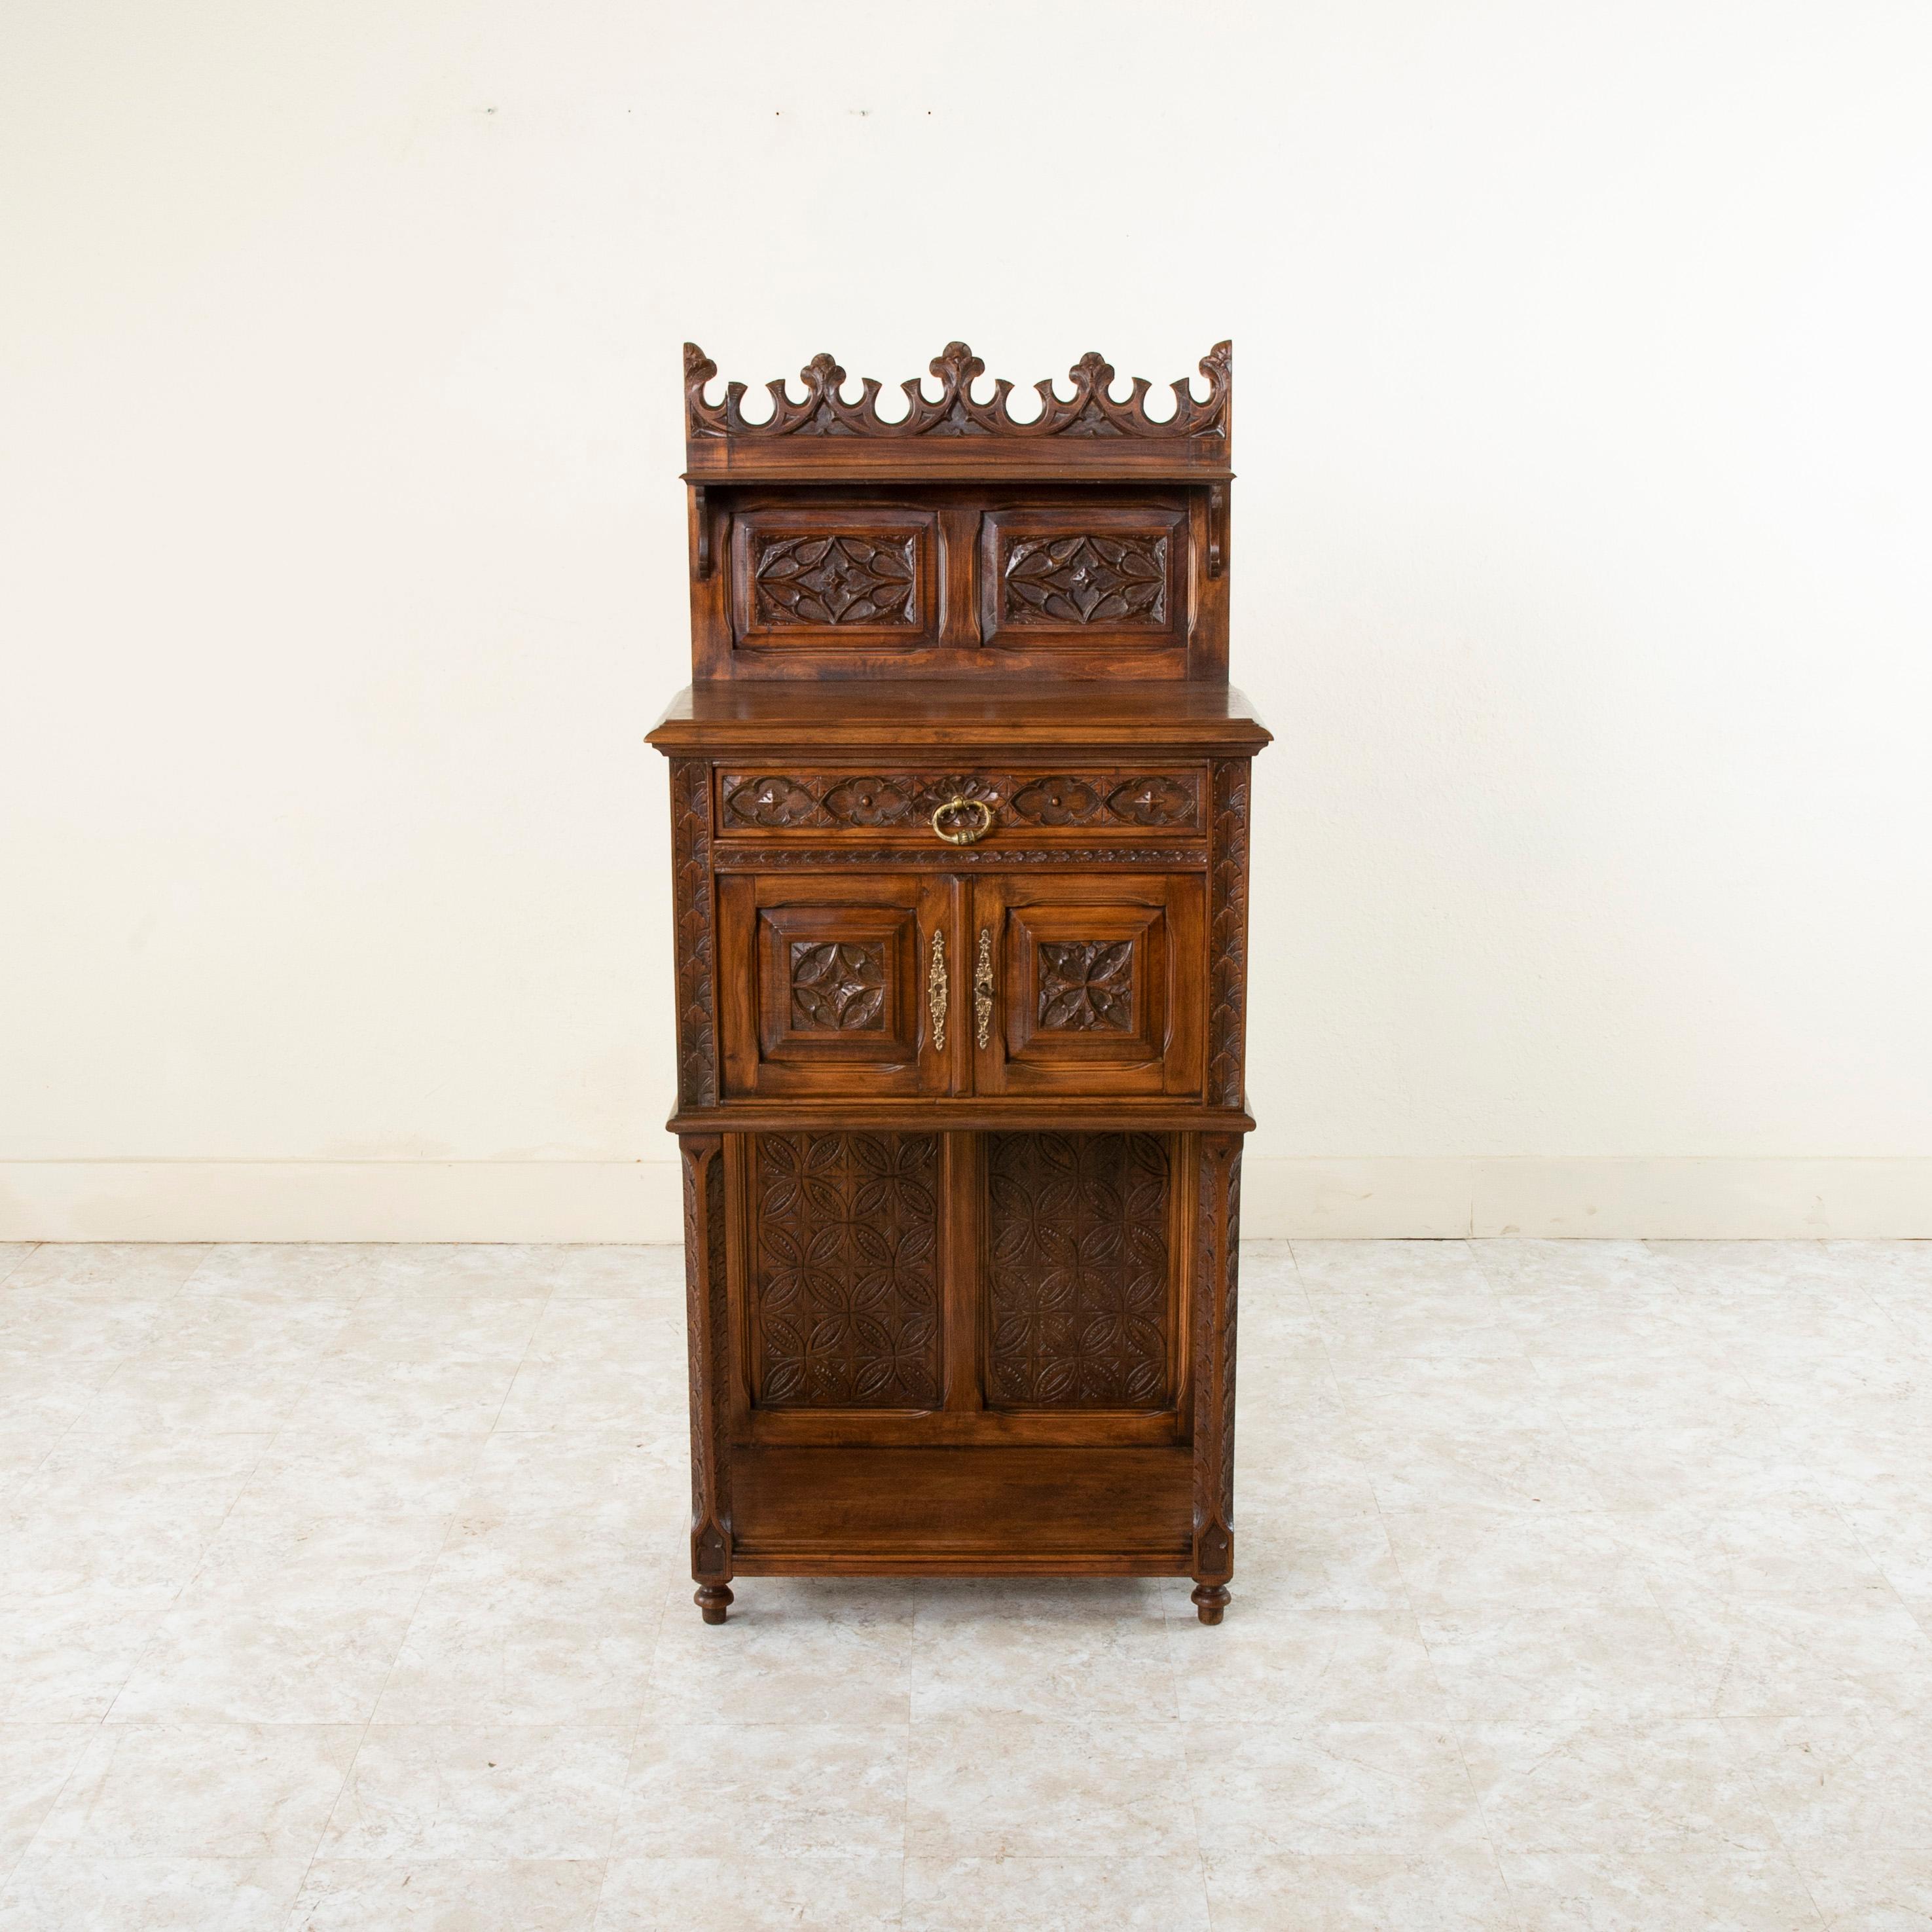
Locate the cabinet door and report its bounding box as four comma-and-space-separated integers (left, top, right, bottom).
718, 874, 958, 1099
969, 874, 1205, 1097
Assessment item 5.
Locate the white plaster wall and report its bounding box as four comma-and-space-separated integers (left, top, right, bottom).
3, 0, 1930, 1237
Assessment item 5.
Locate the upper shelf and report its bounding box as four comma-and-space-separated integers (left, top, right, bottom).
683, 341, 1233, 483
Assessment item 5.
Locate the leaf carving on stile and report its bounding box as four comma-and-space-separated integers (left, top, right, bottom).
669, 761, 717, 1107
1036, 940, 1135, 1032
987, 1133, 1171, 1408
754, 534, 916, 626
789, 941, 886, 1032
752, 1133, 939, 1408
1207, 759, 1251, 1105
1002, 534, 1167, 626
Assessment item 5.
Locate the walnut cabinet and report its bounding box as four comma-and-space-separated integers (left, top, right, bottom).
648, 342, 1268, 1623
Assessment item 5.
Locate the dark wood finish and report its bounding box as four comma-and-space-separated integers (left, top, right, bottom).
971, 872, 1205, 1098
732, 1445, 1194, 1572
745, 1131, 941, 1410
716, 765, 1205, 839
649, 677, 1267, 750
718, 872, 956, 1098
651, 341, 1266, 1624
1191, 1133, 1243, 1622
679, 1135, 732, 1605
693, 486, 1220, 683
985, 1131, 1175, 1410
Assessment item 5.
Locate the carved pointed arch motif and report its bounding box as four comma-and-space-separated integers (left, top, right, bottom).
684, 341, 1230, 445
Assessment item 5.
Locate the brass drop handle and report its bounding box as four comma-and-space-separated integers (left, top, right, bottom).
973, 928, 995, 1049
930, 796, 994, 847
926, 928, 947, 1051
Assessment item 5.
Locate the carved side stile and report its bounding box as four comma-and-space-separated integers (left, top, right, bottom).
669, 759, 718, 1109
1192, 1134, 1242, 1598
1207, 759, 1251, 1108
681, 1135, 731, 1588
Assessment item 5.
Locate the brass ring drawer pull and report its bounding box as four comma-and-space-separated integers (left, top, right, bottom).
930, 797, 994, 847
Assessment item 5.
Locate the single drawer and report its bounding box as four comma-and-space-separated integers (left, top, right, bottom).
714, 765, 1206, 843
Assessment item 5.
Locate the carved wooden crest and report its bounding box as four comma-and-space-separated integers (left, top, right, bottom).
685, 340, 1230, 448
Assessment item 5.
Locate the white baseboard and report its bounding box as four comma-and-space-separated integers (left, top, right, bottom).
1241, 1156, 1932, 1239
0, 1156, 1927, 1243
0, 1161, 683, 1243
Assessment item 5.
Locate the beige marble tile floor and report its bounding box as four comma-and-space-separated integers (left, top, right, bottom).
1, 1237, 1930, 1927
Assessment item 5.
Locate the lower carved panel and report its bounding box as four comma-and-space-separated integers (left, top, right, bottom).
985, 1133, 1171, 1408
750, 1131, 941, 1408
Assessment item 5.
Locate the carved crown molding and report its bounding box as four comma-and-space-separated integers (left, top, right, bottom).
684, 340, 1230, 446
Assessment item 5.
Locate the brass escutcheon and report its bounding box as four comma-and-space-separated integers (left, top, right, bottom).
930, 796, 994, 846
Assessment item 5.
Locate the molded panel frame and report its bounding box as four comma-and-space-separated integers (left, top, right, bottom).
729, 505, 940, 649
979, 502, 1189, 654
971, 873, 1206, 1099
718, 873, 960, 1099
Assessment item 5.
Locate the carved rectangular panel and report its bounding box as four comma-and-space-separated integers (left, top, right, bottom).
716, 767, 1203, 836
717, 873, 952, 1098
986, 1133, 1173, 1410
750, 1132, 942, 1410
731, 509, 939, 647
981, 507, 1187, 651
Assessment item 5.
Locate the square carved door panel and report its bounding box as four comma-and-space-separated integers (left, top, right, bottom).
718, 874, 955, 1097
980, 503, 1188, 653
971, 874, 1205, 1097
730, 507, 940, 649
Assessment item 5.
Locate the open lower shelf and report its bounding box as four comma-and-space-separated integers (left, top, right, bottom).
729, 1445, 1195, 1577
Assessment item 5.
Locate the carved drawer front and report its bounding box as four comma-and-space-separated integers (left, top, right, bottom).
981, 505, 1188, 652
970, 873, 1205, 1097
985, 1132, 1177, 1412
717, 874, 953, 1098
730, 509, 939, 648
748, 1131, 942, 1410
716, 765, 1205, 841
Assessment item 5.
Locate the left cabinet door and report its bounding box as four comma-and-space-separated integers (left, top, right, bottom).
718, 873, 959, 1098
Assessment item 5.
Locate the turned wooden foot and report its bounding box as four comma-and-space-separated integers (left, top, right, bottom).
695, 1584, 733, 1625
1192, 1582, 1231, 1626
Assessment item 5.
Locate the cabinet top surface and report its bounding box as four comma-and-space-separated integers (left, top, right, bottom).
646, 678, 1271, 754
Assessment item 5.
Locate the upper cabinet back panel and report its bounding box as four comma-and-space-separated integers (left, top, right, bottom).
683, 342, 1232, 684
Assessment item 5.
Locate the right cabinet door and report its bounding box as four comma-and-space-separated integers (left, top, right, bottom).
970, 873, 1205, 1097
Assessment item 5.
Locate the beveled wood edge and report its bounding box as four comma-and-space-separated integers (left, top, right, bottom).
647, 724, 1273, 754
683, 452, 1236, 483
710, 847, 1209, 873
665, 1105, 1254, 1135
